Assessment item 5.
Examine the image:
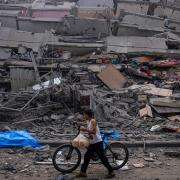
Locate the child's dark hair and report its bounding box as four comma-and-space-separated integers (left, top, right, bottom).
84, 109, 93, 118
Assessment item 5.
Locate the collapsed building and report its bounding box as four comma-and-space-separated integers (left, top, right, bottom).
0, 0, 179, 142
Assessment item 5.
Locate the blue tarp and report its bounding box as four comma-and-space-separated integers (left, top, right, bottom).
0, 130, 41, 148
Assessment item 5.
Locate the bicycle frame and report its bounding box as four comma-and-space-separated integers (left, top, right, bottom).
103, 141, 114, 154
66, 145, 74, 160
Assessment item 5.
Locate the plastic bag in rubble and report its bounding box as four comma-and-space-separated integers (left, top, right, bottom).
0, 130, 41, 148
72, 133, 89, 148
150, 125, 161, 132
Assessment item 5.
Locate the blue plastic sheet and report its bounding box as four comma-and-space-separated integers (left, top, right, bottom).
0, 130, 41, 148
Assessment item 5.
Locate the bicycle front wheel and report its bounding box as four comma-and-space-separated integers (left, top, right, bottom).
105, 142, 129, 170
52, 144, 81, 173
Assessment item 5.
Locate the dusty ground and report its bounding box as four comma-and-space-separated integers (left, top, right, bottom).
0, 147, 180, 180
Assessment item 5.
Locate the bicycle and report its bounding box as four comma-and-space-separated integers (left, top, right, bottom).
52, 127, 129, 174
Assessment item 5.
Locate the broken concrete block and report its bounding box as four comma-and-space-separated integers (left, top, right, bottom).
133, 163, 144, 168
144, 87, 172, 97
97, 64, 127, 90
139, 104, 153, 117
168, 115, 180, 121
144, 157, 154, 162
138, 95, 147, 102
152, 106, 180, 114
150, 98, 180, 108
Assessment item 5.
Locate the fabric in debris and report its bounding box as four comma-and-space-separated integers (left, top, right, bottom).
0, 130, 41, 148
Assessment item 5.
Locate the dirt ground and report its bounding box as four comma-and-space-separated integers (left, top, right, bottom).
0, 146, 180, 180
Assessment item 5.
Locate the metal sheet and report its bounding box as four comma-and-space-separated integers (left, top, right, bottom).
10, 67, 36, 91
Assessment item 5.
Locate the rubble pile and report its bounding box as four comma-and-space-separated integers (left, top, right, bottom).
0, 50, 179, 141
0, 0, 179, 143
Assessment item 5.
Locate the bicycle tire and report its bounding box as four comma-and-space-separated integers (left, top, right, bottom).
52, 144, 81, 173
105, 142, 129, 170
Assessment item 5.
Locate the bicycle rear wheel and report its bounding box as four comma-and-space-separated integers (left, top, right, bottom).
105, 142, 129, 170
52, 144, 81, 173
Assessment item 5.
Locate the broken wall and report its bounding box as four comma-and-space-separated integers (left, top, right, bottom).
17, 17, 64, 33
0, 27, 44, 52
0, 15, 17, 29
107, 36, 168, 54
154, 6, 180, 21
121, 14, 164, 28
77, 0, 114, 8
71, 7, 114, 19
116, 2, 149, 16
116, 1, 180, 22
63, 16, 110, 36
115, 24, 163, 36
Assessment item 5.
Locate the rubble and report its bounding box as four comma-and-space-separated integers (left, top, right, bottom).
0, 1, 179, 178
139, 104, 153, 118
133, 162, 145, 168
164, 151, 180, 157
150, 97, 180, 108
